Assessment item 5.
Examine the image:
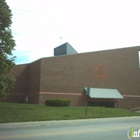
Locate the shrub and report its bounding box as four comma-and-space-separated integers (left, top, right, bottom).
45, 98, 71, 107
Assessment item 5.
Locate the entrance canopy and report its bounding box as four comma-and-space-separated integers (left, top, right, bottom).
85, 87, 123, 99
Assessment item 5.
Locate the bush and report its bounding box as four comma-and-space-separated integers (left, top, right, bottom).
45, 98, 71, 107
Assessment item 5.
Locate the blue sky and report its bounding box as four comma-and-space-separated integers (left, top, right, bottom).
6, 0, 140, 64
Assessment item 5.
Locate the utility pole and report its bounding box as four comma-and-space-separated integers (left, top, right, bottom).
85, 101, 88, 117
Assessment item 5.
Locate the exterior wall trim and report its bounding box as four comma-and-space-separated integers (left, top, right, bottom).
39, 92, 82, 96
123, 95, 140, 98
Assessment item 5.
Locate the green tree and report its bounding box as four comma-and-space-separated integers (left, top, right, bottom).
0, 0, 16, 97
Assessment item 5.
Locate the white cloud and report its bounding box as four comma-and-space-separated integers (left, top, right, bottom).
6, 0, 140, 64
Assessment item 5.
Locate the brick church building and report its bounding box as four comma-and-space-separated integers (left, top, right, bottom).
1, 42, 140, 110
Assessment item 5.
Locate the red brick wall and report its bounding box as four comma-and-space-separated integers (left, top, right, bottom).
28, 60, 41, 93
39, 46, 140, 109
28, 93, 39, 104
0, 64, 29, 103
0, 60, 41, 103
40, 47, 140, 94
9, 64, 29, 93
0, 94, 28, 103
3, 46, 140, 109
118, 97, 140, 110
27, 60, 41, 103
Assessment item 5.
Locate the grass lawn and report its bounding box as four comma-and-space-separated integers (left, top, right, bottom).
0, 102, 140, 123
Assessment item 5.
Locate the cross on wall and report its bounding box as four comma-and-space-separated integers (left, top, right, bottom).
94, 64, 108, 80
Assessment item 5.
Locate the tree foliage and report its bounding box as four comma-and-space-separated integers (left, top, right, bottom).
0, 0, 16, 97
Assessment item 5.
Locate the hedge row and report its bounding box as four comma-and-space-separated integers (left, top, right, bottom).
45, 98, 71, 106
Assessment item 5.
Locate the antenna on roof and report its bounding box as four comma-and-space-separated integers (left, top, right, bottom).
59, 36, 62, 45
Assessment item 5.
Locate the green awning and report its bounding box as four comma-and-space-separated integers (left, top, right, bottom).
85, 87, 123, 99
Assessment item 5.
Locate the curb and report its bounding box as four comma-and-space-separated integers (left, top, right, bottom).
0, 116, 140, 129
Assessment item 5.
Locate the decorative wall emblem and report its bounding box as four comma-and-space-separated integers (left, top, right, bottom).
93, 64, 108, 80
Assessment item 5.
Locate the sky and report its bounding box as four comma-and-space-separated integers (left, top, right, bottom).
6, 0, 140, 64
